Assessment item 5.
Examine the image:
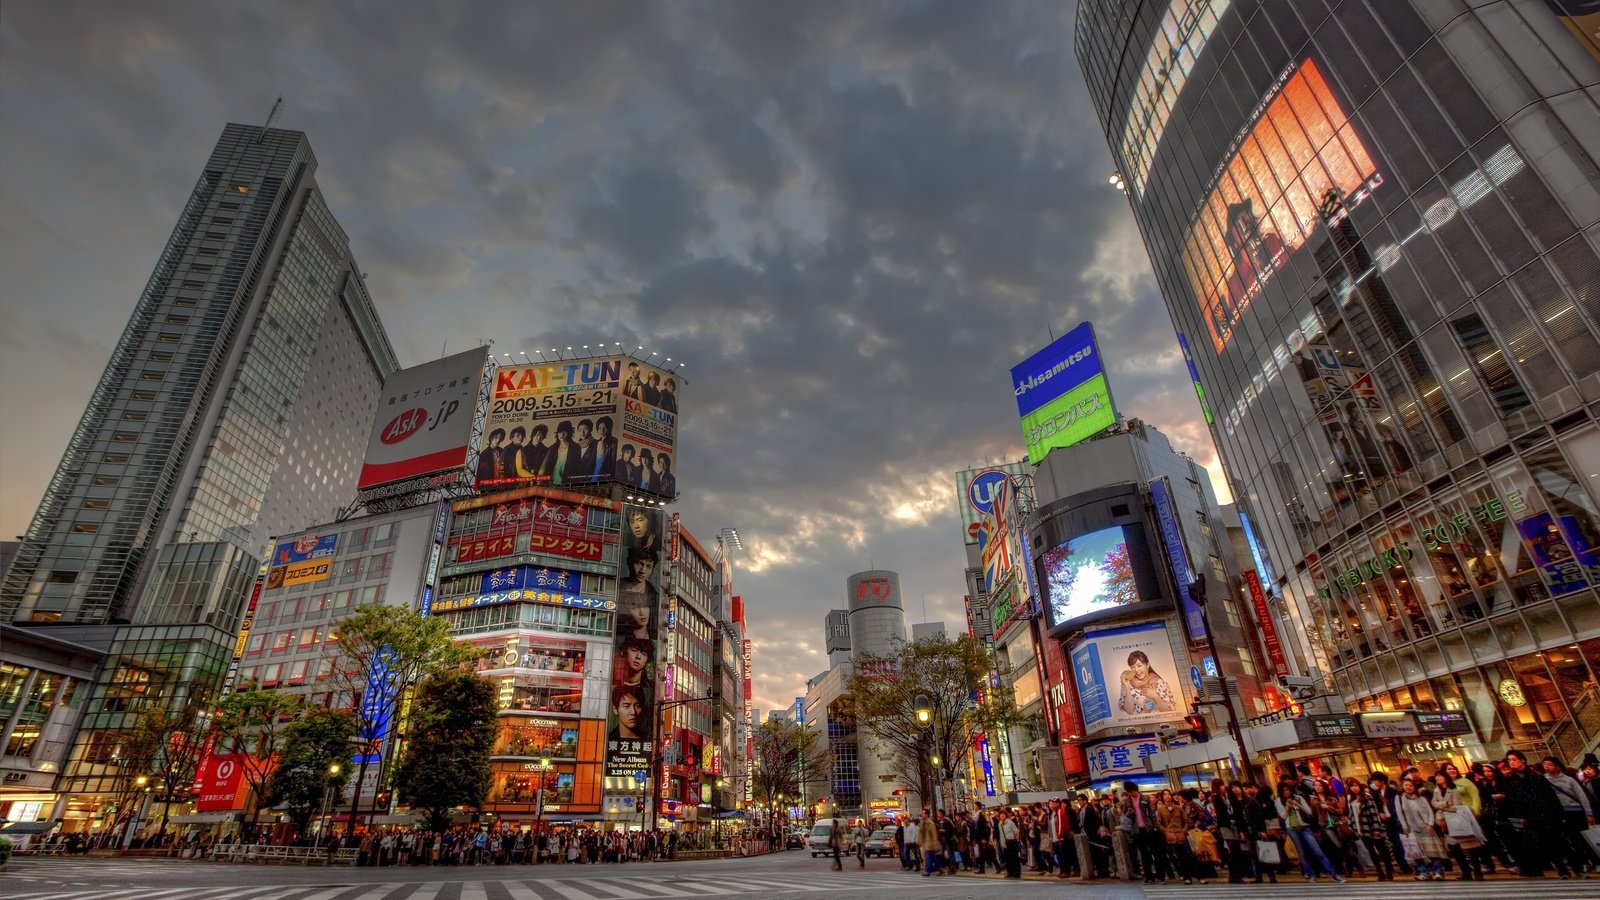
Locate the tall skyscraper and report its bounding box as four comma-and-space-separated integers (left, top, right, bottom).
1077, 2, 1600, 766
2, 124, 398, 625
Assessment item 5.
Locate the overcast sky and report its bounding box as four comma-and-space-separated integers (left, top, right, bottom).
0, 1, 1223, 716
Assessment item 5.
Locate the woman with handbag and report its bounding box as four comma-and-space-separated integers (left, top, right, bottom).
1396, 777, 1446, 879
1157, 789, 1201, 883
1246, 783, 1283, 884
1348, 780, 1396, 881
1469, 762, 1517, 874
1311, 778, 1356, 876
1276, 781, 1344, 882
1212, 781, 1251, 884
1432, 771, 1484, 880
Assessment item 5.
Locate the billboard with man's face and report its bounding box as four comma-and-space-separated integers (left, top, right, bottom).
605, 504, 666, 779
478, 357, 680, 498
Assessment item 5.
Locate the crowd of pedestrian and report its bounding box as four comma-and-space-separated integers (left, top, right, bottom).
330, 825, 690, 866
872, 750, 1600, 883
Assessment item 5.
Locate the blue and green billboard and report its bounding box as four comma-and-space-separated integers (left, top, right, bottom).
1011, 322, 1118, 464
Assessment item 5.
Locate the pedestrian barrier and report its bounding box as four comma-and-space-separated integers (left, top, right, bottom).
209, 844, 358, 865
673, 849, 733, 860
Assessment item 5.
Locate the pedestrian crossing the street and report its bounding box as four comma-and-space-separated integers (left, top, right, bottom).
1143, 878, 1594, 900
0, 872, 951, 900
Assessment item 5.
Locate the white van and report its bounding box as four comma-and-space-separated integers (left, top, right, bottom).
807, 821, 835, 857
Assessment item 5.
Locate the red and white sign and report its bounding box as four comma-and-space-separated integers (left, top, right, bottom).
195, 753, 250, 811
357, 347, 488, 490
1244, 570, 1290, 676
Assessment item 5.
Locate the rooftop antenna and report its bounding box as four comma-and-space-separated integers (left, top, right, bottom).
256, 97, 284, 144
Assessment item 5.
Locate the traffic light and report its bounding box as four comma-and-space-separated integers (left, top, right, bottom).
1184, 711, 1210, 743
636, 799, 645, 813
375, 791, 389, 808
892, 789, 905, 797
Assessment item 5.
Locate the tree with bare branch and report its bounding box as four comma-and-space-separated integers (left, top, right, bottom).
846, 633, 1029, 814
750, 717, 829, 834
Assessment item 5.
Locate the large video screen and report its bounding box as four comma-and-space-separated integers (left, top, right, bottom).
1041, 525, 1141, 627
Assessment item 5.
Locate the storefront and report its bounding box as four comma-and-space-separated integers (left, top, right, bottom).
1333, 638, 1600, 770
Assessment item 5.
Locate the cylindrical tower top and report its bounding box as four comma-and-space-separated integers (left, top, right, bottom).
846, 570, 902, 612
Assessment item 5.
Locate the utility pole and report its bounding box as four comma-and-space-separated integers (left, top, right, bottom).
1191, 574, 1259, 785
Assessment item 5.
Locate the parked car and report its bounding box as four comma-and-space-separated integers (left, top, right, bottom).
863, 828, 896, 858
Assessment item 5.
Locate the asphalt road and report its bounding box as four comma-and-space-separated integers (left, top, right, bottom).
0, 849, 1072, 900
3, 851, 1589, 899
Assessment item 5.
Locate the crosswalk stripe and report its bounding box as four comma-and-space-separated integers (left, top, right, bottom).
460, 882, 490, 900
585, 880, 698, 897
584, 880, 669, 899
646, 881, 742, 896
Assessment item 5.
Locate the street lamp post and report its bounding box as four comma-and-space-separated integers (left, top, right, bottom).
1190, 574, 1260, 785
641, 694, 715, 837
314, 763, 341, 849
534, 756, 552, 836
122, 775, 151, 851
913, 694, 936, 816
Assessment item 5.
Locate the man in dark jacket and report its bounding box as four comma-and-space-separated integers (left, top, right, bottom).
968, 809, 992, 874
1367, 772, 1411, 876
1495, 749, 1566, 877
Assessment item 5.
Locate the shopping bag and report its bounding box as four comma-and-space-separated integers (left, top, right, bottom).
1256, 841, 1281, 865
1353, 838, 1375, 871
1442, 807, 1477, 839
1399, 832, 1422, 862
1581, 824, 1600, 857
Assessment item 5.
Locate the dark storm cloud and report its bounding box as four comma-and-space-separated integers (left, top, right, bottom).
0, 1, 1221, 715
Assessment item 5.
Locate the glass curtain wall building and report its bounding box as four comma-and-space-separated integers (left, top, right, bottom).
1077, 1, 1600, 765
2, 124, 398, 626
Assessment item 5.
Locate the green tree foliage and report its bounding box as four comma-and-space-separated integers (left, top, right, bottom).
323, 604, 469, 827
750, 717, 828, 827
264, 706, 357, 838
845, 633, 1028, 809
207, 683, 299, 834
393, 669, 498, 832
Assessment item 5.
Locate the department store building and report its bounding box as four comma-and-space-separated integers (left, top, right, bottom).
1077, 0, 1600, 770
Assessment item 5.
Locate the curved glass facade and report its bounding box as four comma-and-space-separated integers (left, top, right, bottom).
1078, 0, 1600, 760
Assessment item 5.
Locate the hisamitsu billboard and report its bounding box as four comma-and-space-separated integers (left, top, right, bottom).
1012, 323, 1118, 464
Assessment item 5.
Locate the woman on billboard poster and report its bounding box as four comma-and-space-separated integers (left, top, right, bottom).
1117, 650, 1177, 716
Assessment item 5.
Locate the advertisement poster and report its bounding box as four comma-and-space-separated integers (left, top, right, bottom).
1149, 477, 1206, 641
1180, 57, 1379, 352
1072, 622, 1182, 733
981, 475, 1016, 594
266, 533, 338, 588
478, 357, 680, 498
954, 462, 1028, 546
1011, 322, 1117, 464
358, 347, 488, 491
1517, 512, 1595, 597
194, 753, 251, 812
605, 505, 666, 778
